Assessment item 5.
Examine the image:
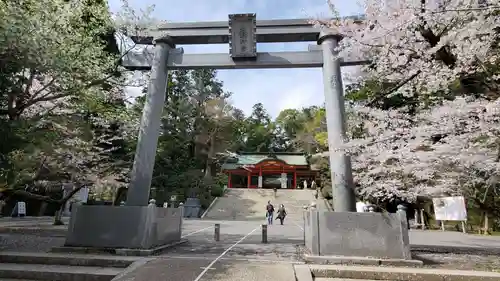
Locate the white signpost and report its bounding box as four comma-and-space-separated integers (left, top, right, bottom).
74, 187, 89, 203
17, 202, 26, 217
432, 196, 468, 233
356, 201, 368, 213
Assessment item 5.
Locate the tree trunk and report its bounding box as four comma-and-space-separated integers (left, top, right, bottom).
483, 211, 490, 235
479, 211, 491, 235
52, 186, 83, 225
204, 134, 216, 179
38, 202, 48, 216
204, 160, 213, 179
53, 205, 64, 225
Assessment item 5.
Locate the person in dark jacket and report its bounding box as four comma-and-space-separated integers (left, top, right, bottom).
266, 201, 275, 225
276, 204, 287, 225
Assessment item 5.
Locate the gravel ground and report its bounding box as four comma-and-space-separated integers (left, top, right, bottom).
0, 234, 65, 252
298, 245, 500, 272
414, 252, 500, 272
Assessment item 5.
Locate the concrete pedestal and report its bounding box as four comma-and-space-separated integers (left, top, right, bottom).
183, 198, 201, 218
64, 205, 183, 250
304, 210, 412, 261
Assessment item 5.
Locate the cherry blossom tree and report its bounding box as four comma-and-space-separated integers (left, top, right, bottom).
313, 97, 500, 230
317, 0, 500, 102
308, 0, 500, 232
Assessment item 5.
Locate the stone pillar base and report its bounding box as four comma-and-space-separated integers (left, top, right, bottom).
304, 211, 411, 259
64, 205, 183, 249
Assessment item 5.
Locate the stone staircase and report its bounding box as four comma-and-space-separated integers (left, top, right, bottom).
203, 188, 328, 221
272, 189, 326, 221
0, 252, 139, 281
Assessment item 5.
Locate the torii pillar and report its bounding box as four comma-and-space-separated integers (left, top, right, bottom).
126, 37, 175, 206
318, 30, 356, 212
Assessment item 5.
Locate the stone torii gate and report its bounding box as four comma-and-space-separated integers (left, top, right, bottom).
124, 14, 367, 212
64, 15, 412, 260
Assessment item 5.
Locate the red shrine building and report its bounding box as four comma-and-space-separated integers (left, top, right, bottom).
221, 152, 318, 189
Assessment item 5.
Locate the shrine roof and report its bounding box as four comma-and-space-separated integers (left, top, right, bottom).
221, 152, 308, 170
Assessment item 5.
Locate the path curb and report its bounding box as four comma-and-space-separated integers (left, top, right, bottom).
294, 264, 314, 281
52, 239, 188, 256
111, 258, 155, 281
303, 254, 423, 267
308, 264, 500, 281
200, 197, 219, 219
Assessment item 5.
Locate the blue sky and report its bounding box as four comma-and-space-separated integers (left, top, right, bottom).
108, 0, 362, 118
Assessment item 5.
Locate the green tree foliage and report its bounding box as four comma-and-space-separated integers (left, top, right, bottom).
145, 69, 242, 208
0, 0, 136, 220
244, 103, 275, 152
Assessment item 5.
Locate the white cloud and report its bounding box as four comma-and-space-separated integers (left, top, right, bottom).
277, 83, 323, 113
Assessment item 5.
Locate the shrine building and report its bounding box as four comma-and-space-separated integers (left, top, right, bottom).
221, 152, 318, 189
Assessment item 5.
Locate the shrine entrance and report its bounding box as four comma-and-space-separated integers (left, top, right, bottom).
122, 14, 367, 212
220, 152, 318, 189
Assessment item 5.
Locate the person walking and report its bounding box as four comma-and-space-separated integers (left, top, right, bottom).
276, 204, 287, 225
266, 201, 275, 225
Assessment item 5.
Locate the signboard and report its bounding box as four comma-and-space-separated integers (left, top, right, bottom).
258, 176, 263, 188
74, 187, 89, 203
170, 195, 177, 202
356, 202, 368, 212
228, 13, 257, 59
17, 202, 26, 216
432, 196, 467, 221
242, 164, 255, 171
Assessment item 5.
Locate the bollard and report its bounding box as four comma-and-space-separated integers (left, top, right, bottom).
420, 209, 426, 230
214, 223, 220, 241
179, 202, 184, 230
397, 204, 409, 229
302, 206, 308, 245
261, 224, 268, 243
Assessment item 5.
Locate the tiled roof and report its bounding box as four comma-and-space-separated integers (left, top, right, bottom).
221, 153, 308, 170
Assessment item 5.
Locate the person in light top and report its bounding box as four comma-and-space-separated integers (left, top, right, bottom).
276, 204, 287, 225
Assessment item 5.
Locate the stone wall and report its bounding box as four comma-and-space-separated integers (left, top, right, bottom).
304, 210, 319, 254
65, 205, 183, 249
304, 210, 411, 259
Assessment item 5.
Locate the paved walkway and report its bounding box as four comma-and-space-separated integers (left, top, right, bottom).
113, 219, 305, 281
2, 217, 500, 251
0, 217, 306, 281
114, 258, 297, 281
3, 217, 500, 280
